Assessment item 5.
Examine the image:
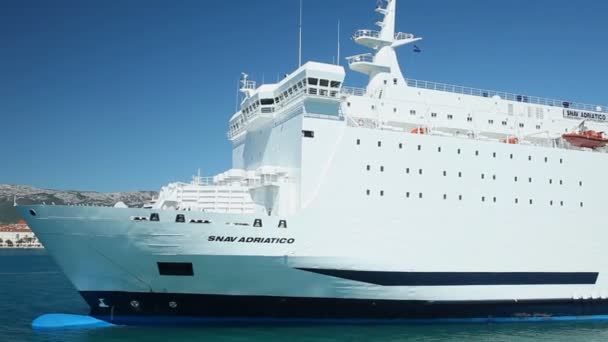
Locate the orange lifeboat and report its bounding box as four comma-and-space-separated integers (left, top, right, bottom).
502, 137, 519, 144
562, 130, 608, 149
410, 127, 428, 135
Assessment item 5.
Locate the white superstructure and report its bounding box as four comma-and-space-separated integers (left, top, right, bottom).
19, 0, 608, 323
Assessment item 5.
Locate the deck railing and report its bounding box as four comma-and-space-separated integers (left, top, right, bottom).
340, 79, 606, 113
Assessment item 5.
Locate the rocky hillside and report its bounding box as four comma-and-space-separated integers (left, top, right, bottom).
0, 184, 157, 223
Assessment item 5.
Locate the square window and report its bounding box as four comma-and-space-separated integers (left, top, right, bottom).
356, 139, 360, 145
459, 195, 463, 201
380, 191, 384, 196
443, 171, 447, 176
419, 169, 423, 175
457, 149, 461, 154
418, 145, 422, 151
458, 172, 462, 178
366, 190, 370, 195
438, 147, 442, 152
406, 168, 410, 174
443, 194, 447, 200
380, 166, 385, 172
492, 152, 496, 158
475, 150, 479, 156
399, 143, 403, 149
378, 141, 382, 147
406, 192, 410, 198
366, 165, 371, 171
419, 193, 423, 199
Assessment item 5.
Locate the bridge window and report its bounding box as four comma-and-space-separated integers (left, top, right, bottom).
260, 98, 274, 105
319, 79, 329, 87
308, 78, 318, 85
330, 81, 341, 88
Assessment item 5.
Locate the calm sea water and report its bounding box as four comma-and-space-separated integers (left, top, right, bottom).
3, 249, 608, 342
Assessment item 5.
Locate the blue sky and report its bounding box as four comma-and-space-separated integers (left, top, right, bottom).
1, 0, 607, 192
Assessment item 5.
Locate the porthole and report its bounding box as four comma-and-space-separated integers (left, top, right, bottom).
560, 180, 563, 185
560, 201, 564, 207
458, 172, 462, 178
492, 175, 496, 180
29, 209, 37, 217
418, 145, 422, 151
378, 141, 382, 147
549, 179, 553, 184
366, 190, 370, 196
560, 158, 563, 164
515, 198, 519, 204
510, 154, 513, 159
458, 195, 463, 201
529, 199, 533, 205
493, 197, 497, 203
418, 169, 423, 175
399, 143, 403, 149
380, 166, 384, 172
544, 157, 548, 163
550, 200, 554, 206
443, 194, 447, 200
457, 148, 461, 154
514, 176, 518, 182
492, 152, 496, 158
438, 147, 442, 152
356, 139, 360, 145
481, 196, 486, 202
475, 150, 479, 156
481, 173, 485, 180
529, 177, 532, 183
380, 191, 384, 196
579, 181, 583, 187
443, 171, 447, 177
366, 165, 371, 171
528, 156, 532, 161
406, 168, 410, 174
406, 192, 410, 198
419, 193, 423, 199
580, 202, 584, 208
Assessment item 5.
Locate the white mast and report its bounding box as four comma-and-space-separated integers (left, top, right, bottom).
337, 20, 341, 65
298, 0, 303, 67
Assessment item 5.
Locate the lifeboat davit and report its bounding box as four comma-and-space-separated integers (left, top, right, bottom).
562, 130, 608, 149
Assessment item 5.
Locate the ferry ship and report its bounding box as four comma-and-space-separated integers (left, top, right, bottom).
19, 0, 608, 324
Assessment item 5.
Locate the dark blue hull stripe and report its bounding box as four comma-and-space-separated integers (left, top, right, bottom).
296, 269, 599, 286
81, 291, 608, 323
